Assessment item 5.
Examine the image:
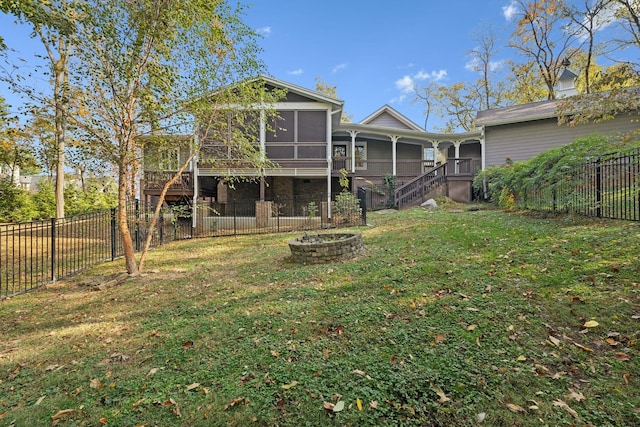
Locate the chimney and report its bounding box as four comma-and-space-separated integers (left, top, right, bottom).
557, 58, 578, 98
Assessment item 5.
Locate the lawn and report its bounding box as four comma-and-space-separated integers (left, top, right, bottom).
0, 207, 638, 426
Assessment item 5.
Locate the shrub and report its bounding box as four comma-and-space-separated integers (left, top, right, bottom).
0, 178, 36, 222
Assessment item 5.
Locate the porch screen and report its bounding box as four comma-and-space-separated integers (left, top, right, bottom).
266, 145, 294, 159
267, 111, 294, 142
297, 145, 326, 159
298, 111, 326, 142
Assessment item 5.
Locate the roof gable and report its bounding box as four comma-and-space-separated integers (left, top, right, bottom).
359, 105, 424, 131
258, 75, 344, 107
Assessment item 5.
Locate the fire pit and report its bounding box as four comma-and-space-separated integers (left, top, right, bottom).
288, 232, 364, 264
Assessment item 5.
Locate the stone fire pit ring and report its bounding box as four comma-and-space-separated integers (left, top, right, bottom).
288, 232, 364, 264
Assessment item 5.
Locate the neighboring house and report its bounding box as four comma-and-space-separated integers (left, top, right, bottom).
140, 75, 483, 214
475, 71, 640, 168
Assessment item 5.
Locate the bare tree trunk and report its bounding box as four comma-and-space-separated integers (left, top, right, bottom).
118, 164, 138, 275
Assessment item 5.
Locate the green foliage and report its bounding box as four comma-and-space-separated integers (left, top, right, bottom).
31, 179, 56, 219
0, 177, 36, 222
382, 173, 397, 208
333, 169, 362, 225
64, 180, 117, 217
475, 134, 640, 207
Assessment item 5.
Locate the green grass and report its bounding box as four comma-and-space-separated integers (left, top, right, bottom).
0, 207, 638, 426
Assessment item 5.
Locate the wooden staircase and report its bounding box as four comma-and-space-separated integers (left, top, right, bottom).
394, 163, 448, 209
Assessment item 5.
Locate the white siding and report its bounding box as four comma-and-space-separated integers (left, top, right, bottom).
485, 114, 639, 167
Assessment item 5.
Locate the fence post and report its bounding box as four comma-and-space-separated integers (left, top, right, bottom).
50, 217, 56, 282
159, 209, 164, 245
595, 159, 602, 218
233, 200, 237, 235
135, 199, 140, 252
358, 187, 367, 225
110, 208, 116, 261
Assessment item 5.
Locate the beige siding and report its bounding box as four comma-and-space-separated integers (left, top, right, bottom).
485, 114, 639, 167
366, 112, 414, 130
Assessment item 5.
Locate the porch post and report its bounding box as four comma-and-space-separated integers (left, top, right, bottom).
453, 140, 463, 174
389, 135, 399, 176
192, 133, 199, 230
348, 130, 359, 173
260, 110, 266, 202
327, 109, 333, 218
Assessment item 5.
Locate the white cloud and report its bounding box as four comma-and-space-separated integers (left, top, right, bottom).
287, 68, 303, 75
256, 26, 272, 36
394, 69, 447, 97
465, 57, 506, 73
502, 1, 518, 21
332, 63, 347, 73
395, 75, 415, 94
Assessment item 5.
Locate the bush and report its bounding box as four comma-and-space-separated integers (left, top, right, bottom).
473, 134, 640, 208
0, 178, 36, 222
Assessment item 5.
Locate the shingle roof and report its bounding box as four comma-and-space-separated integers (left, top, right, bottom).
474, 99, 558, 127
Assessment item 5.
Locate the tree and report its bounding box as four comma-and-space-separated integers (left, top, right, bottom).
1, 0, 84, 219
565, 0, 614, 93
0, 97, 38, 182
315, 76, 352, 123
415, 26, 508, 131
67, 0, 278, 275
504, 60, 549, 103
466, 25, 507, 110
509, 0, 581, 99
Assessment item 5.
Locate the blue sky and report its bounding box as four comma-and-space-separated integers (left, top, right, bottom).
0, 1, 635, 130
241, 0, 524, 129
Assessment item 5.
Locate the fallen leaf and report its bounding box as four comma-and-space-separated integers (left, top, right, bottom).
224, 397, 247, 410
584, 320, 599, 328
430, 383, 450, 403
185, 383, 200, 392
517, 355, 527, 362
182, 340, 194, 349
548, 335, 561, 347
281, 381, 298, 390
613, 352, 630, 361
98, 417, 108, 425
467, 324, 478, 331
271, 350, 279, 357
34, 396, 46, 406
605, 338, 619, 346
90, 378, 102, 389
574, 343, 593, 352
323, 401, 334, 411
505, 402, 526, 413
476, 412, 486, 423
566, 390, 586, 402
370, 401, 378, 409
51, 409, 75, 420
353, 369, 366, 376
553, 399, 579, 419
147, 368, 159, 376
333, 401, 345, 412
356, 398, 363, 411
435, 333, 446, 343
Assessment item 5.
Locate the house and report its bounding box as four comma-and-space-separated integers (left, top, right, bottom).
140, 75, 483, 219
475, 71, 640, 168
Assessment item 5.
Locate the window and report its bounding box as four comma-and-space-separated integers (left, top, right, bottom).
297, 111, 327, 142
355, 142, 367, 170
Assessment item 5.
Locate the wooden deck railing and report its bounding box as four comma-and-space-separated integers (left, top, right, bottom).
394, 163, 448, 209
143, 171, 193, 191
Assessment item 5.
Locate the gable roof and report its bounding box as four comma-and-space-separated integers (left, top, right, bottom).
359, 105, 424, 131
258, 74, 344, 110
475, 99, 558, 127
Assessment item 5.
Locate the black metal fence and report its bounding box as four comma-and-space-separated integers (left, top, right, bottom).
517, 148, 640, 221
1, 193, 366, 300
